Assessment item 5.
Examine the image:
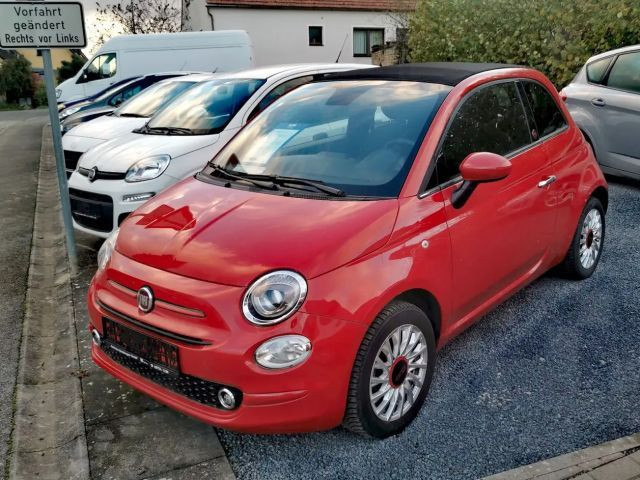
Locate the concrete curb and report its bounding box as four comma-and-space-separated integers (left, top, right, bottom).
8, 126, 90, 480
484, 433, 640, 480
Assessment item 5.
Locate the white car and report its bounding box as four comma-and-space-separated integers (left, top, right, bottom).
62, 74, 216, 177
68, 63, 374, 238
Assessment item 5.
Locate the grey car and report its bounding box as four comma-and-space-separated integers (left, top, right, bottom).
561, 45, 640, 180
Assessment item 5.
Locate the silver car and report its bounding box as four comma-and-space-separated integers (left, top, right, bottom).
561, 45, 640, 180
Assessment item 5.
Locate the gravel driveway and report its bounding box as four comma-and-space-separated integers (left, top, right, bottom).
218, 179, 640, 480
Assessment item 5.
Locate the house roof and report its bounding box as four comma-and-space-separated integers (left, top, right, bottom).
323, 62, 525, 86
206, 0, 417, 11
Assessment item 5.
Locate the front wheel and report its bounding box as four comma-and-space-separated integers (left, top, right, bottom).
343, 301, 436, 438
561, 196, 605, 279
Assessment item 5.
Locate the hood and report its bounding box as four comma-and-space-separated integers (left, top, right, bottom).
65, 115, 149, 142
79, 132, 219, 173
116, 178, 398, 286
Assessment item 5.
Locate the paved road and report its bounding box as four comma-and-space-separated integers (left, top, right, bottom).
218, 180, 640, 480
0, 109, 48, 475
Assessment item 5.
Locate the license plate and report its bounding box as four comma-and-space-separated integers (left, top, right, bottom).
102, 318, 179, 375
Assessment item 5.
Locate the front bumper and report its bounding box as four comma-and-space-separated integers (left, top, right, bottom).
68, 171, 177, 238
88, 251, 366, 433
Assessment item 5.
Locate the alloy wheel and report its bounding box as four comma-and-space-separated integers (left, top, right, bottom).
369, 324, 428, 422
579, 208, 603, 269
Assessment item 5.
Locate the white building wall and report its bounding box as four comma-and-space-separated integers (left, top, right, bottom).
185, 5, 401, 66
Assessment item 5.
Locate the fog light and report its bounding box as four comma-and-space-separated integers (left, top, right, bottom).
255, 335, 311, 369
91, 329, 101, 346
122, 192, 155, 203
218, 388, 236, 410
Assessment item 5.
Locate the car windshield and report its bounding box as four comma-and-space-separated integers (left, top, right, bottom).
205, 80, 451, 197
114, 80, 196, 118
145, 78, 265, 135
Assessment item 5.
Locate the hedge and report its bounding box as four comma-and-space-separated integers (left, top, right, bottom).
408, 0, 640, 87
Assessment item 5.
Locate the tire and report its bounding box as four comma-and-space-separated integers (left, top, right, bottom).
343, 300, 436, 438
561, 196, 605, 279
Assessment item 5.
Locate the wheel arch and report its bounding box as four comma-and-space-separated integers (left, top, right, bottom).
391, 289, 442, 341
591, 185, 609, 213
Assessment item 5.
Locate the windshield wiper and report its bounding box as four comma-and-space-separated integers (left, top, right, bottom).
136, 125, 196, 135
208, 163, 345, 197
228, 171, 346, 197
210, 165, 278, 190
269, 176, 346, 197
118, 112, 147, 118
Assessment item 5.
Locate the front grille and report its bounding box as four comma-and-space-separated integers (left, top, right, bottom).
101, 343, 242, 409
69, 188, 113, 232
64, 150, 82, 178
78, 167, 126, 181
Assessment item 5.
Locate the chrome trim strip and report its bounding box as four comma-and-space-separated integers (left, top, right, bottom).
108, 280, 206, 318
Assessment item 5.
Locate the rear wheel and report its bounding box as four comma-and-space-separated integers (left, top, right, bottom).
561, 197, 605, 279
343, 301, 436, 438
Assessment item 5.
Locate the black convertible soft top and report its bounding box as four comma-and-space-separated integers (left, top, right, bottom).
325, 62, 525, 87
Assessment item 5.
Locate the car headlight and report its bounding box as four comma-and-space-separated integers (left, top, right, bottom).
242, 270, 307, 325
60, 106, 81, 119
97, 229, 119, 271
61, 120, 78, 134
125, 155, 170, 183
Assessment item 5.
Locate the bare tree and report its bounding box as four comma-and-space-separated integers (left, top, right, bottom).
385, 10, 411, 64
95, 0, 182, 46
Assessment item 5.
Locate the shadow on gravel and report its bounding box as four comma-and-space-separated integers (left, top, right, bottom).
218, 182, 640, 480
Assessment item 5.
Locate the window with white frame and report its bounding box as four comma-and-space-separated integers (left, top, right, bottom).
353, 28, 384, 57
309, 26, 323, 46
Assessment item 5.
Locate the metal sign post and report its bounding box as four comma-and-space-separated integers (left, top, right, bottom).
42, 48, 78, 273
0, 1, 87, 275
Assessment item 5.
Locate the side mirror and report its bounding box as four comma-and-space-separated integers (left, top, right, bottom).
451, 152, 511, 208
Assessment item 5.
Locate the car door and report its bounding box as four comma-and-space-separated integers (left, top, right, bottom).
590, 51, 640, 175
434, 81, 557, 329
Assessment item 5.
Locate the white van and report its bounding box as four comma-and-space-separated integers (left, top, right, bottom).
56, 31, 253, 103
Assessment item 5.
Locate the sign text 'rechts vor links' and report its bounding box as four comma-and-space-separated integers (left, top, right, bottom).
6, 5, 79, 44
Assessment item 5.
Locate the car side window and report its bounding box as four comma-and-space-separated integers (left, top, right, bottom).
436, 82, 531, 184
586, 57, 613, 84
80, 53, 117, 83
521, 81, 567, 138
605, 51, 640, 94
248, 75, 314, 122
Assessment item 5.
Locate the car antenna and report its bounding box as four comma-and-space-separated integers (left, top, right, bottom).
335, 33, 349, 63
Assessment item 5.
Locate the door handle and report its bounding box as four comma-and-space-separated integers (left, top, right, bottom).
538, 175, 557, 188
591, 98, 606, 107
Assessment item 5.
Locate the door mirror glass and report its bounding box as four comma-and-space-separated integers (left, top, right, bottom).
460, 152, 512, 183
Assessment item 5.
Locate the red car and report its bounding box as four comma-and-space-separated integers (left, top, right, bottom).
89, 63, 608, 438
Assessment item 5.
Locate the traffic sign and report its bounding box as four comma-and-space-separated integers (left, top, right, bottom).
0, 1, 86, 48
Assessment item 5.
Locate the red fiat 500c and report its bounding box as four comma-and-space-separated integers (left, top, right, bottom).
89, 63, 608, 438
